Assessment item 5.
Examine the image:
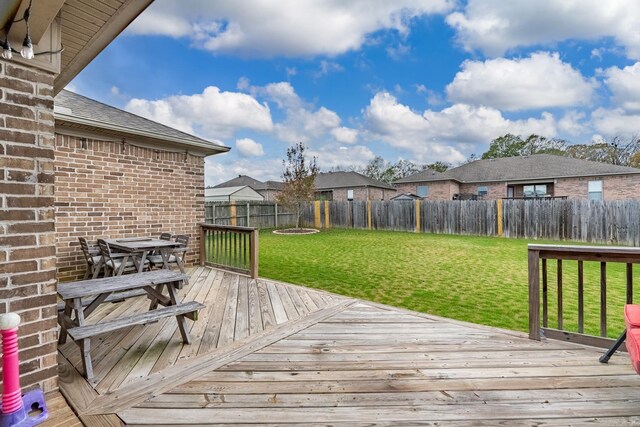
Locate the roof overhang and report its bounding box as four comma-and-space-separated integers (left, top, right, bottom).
55, 0, 154, 94
55, 111, 230, 157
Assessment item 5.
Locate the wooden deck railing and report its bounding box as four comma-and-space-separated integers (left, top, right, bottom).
528, 244, 639, 348
199, 223, 258, 279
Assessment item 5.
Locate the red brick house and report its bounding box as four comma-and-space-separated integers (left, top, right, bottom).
315, 171, 397, 201
395, 154, 640, 201
54, 90, 228, 281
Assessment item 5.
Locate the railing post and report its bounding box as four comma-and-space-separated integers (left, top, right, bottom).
250, 228, 259, 279
528, 248, 541, 340
199, 224, 205, 266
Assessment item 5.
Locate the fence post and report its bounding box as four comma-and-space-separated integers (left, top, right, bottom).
199, 225, 206, 266
275, 203, 278, 228
314, 201, 321, 228
324, 200, 330, 228
497, 199, 503, 237
415, 199, 420, 233
250, 228, 259, 279
528, 248, 541, 340
246, 202, 250, 227
367, 200, 372, 230
230, 201, 237, 226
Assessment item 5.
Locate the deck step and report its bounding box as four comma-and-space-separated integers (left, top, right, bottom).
67, 301, 205, 341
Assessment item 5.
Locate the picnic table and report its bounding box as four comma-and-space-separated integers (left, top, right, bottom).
57, 270, 204, 380
104, 237, 186, 274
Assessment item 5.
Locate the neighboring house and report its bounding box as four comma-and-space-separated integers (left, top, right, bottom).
315, 171, 397, 201
205, 186, 264, 202
214, 175, 284, 201
395, 154, 640, 201
1, 0, 161, 396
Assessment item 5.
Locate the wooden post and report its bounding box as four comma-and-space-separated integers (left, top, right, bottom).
230, 202, 237, 226
274, 203, 278, 228
324, 200, 330, 228
367, 200, 372, 230
246, 203, 250, 227
528, 248, 541, 340
249, 229, 259, 279
415, 199, 420, 233
497, 199, 503, 237
199, 225, 206, 266
314, 201, 321, 229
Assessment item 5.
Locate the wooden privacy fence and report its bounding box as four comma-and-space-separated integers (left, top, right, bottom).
528, 244, 639, 348
204, 202, 298, 228
199, 224, 259, 279
205, 199, 640, 246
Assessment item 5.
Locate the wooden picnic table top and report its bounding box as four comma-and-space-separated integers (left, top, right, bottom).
104, 238, 182, 252
57, 270, 188, 300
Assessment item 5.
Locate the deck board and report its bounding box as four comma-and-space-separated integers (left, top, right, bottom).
56, 266, 640, 425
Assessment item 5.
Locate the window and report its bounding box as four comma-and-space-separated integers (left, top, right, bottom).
523, 184, 548, 198
347, 189, 354, 201
477, 186, 488, 197
417, 185, 429, 198
588, 180, 603, 201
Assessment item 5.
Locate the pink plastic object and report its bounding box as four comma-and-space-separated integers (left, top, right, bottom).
1, 314, 22, 415
0, 313, 48, 427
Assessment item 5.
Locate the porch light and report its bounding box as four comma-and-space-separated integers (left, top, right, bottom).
20, 34, 32, 59
1, 0, 62, 62
1, 38, 11, 59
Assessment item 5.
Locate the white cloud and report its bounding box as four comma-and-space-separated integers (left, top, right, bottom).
591, 108, 640, 136
363, 91, 558, 162
603, 62, 640, 112
446, 52, 596, 111
236, 138, 265, 157
125, 86, 273, 139
314, 61, 344, 79
446, 0, 640, 59
308, 145, 376, 171
557, 111, 588, 136
128, 0, 454, 57
251, 81, 344, 144
331, 127, 359, 144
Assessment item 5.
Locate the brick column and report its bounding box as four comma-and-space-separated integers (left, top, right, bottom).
0, 60, 58, 392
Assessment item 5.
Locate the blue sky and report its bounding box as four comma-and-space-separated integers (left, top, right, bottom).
69, 0, 640, 186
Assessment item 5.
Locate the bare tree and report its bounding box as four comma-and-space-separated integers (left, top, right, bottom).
276, 142, 319, 229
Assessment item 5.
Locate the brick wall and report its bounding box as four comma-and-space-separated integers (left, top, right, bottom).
0, 60, 58, 393
55, 134, 206, 282
555, 174, 640, 200
331, 187, 396, 201
459, 182, 506, 199
395, 181, 459, 200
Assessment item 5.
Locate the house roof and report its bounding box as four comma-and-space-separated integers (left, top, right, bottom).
395, 154, 640, 184
391, 193, 422, 200
54, 90, 229, 156
315, 171, 395, 190
205, 186, 261, 197
214, 175, 283, 191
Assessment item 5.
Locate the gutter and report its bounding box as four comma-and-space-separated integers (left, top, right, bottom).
55, 111, 230, 154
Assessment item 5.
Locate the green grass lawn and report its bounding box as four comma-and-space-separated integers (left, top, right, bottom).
258, 228, 632, 336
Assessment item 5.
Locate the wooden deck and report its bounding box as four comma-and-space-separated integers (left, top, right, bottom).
57, 266, 640, 425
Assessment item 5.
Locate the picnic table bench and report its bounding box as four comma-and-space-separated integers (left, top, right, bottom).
57, 270, 204, 380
